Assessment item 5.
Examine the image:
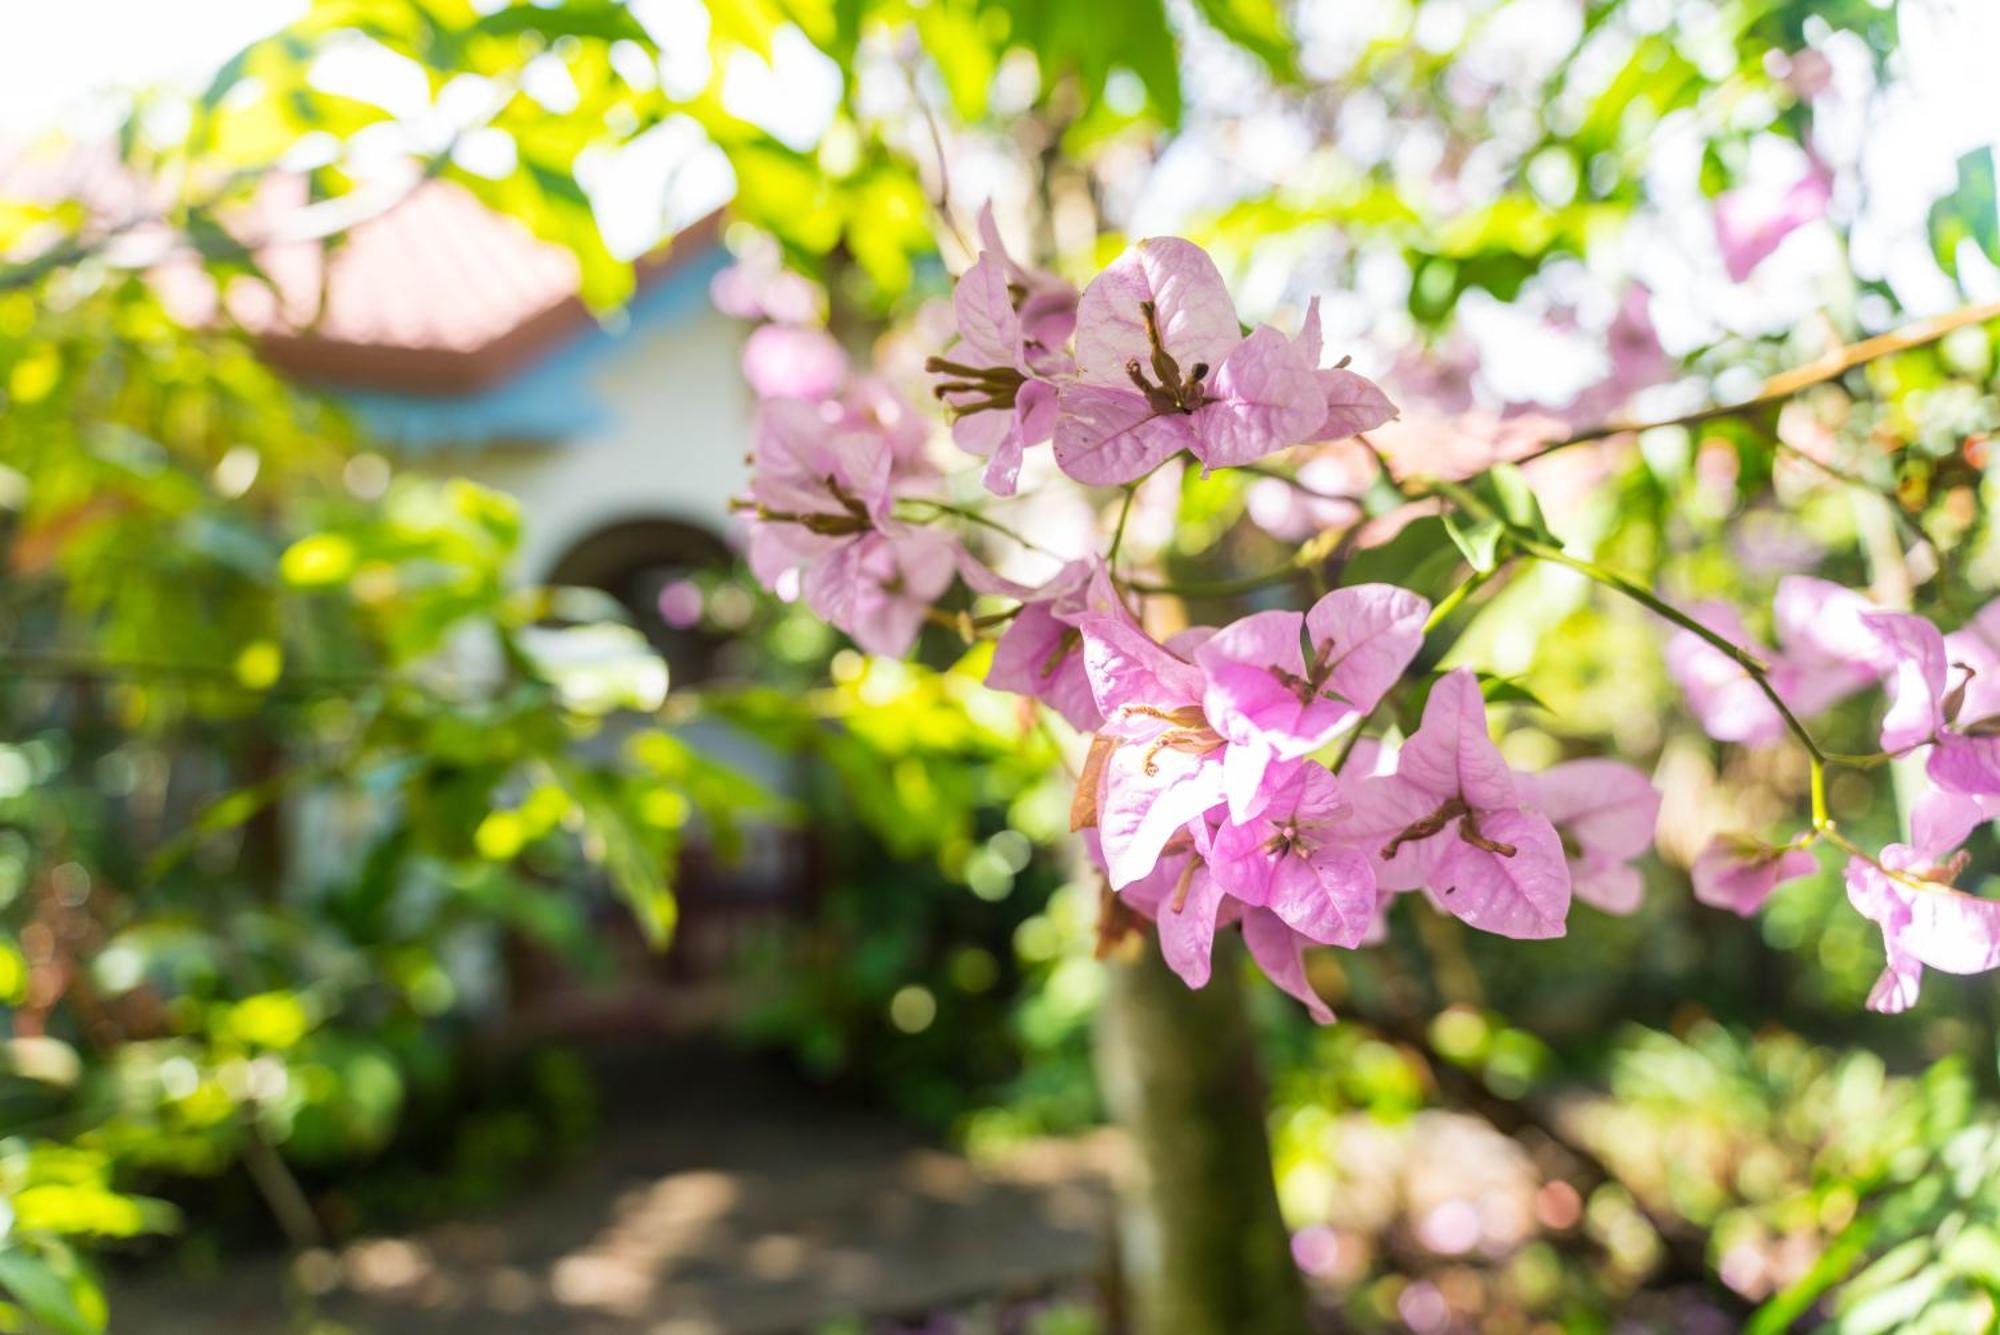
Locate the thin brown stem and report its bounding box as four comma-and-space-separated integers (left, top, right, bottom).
1518, 298, 2000, 464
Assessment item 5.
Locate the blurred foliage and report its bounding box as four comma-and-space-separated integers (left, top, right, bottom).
0, 12, 768, 1319
0, 280, 763, 1315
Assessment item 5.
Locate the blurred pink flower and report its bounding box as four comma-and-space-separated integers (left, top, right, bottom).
1715, 160, 1832, 283
984, 560, 1129, 731
1945, 598, 2000, 723
1845, 839, 2000, 1014
741, 397, 954, 657
1244, 440, 1376, 541
656, 579, 704, 630
742, 397, 891, 593
1664, 603, 1791, 745
1365, 409, 1567, 484
1519, 759, 1661, 914
1564, 286, 1674, 424
711, 258, 822, 324
1866, 609, 2000, 795
1910, 786, 2000, 857
1789, 47, 1834, 98
835, 376, 935, 482
1665, 579, 1883, 746
742, 324, 849, 401
1690, 837, 1816, 915
803, 526, 958, 657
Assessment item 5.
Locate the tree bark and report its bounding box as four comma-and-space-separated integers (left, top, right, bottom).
1096, 937, 1313, 1335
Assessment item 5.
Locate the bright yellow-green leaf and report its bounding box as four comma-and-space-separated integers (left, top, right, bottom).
8, 349, 60, 405
232, 641, 283, 690
222, 992, 312, 1050
279, 533, 359, 586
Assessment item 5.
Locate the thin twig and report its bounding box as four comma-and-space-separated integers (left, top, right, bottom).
1518, 298, 2000, 464
899, 497, 1063, 558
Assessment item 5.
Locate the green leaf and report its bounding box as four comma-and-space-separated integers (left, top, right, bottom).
1186, 0, 1297, 81
0, 1249, 95, 1335
1441, 512, 1503, 573
1747, 1214, 1878, 1335
914, 2, 998, 122
1475, 673, 1548, 712
1927, 147, 2000, 282
1487, 463, 1551, 537
1940, 1223, 2000, 1289
472, 1, 653, 45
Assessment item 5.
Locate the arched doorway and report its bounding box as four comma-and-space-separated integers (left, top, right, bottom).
520, 515, 813, 1037
546, 516, 734, 689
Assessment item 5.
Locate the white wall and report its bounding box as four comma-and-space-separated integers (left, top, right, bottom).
451, 305, 750, 582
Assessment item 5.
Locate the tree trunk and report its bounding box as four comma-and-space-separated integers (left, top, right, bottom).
1096, 937, 1313, 1335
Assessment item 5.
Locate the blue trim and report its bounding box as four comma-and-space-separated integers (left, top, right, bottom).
343, 245, 731, 453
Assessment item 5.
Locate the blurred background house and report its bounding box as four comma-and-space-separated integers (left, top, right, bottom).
0, 138, 813, 1032
238, 184, 747, 675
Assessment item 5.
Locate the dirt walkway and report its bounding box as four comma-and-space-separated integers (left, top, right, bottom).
110, 1051, 1119, 1334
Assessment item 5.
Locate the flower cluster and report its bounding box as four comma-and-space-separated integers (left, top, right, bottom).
930, 219, 1394, 493
728, 211, 1995, 1025
1679, 585, 2000, 1011
725, 221, 1670, 1017
1067, 624, 1656, 1017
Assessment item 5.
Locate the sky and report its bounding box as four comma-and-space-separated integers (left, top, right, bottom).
0, 1, 304, 135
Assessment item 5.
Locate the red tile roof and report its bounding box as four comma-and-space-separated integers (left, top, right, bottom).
1, 142, 720, 395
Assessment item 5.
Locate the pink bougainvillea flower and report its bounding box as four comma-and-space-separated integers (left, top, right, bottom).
1194, 584, 1430, 821
1291, 298, 1400, 442
740, 398, 953, 657
1339, 670, 1571, 938
742, 397, 892, 594
984, 560, 1131, 731
1244, 439, 1378, 541
1108, 824, 1234, 989
1771, 575, 1888, 711
1053, 238, 1326, 484
741, 323, 849, 401
1665, 604, 1794, 745
1910, 785, 2000, 858
929, 253, 1063, 495
1844, 840, 2000, 1014
1689, 836, 1816, 916
1519, 759, 1661, 915
836, 376, 935, 482
1715, 159, 1833, 283
1564, 285, 1673, 424
1667, 580, 1886, 746
1239, 908, 1337, 1023
928, 207, 1078, 496
1206, 760, 1377, 947
1075, 616, 1228, 889
1944, 597, 2000, 721
1865, 609, 2000, 796
973, 203, 1078, 370
710, 257, 823, 324
1364, 409, 1568, 486
802, 525, 958, 657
